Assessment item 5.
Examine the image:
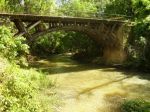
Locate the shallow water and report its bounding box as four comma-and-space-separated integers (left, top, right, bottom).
31, 54, 150, 112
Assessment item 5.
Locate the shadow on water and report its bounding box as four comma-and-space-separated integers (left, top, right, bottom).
29, 54, 150, 81
29, 54, 150, 98
77, 75, 150, 97
77, 76, 132, 95
101, 67, 150, 80
29, 54, 103, 75
33, 65, 101, 75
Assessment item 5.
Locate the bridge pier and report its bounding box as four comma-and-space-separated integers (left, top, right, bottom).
103, 47, 125, 64
101, 24, 126, 64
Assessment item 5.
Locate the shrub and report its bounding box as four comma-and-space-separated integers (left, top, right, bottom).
31, 31, 100, 60
0, 26, 29, 65
31, 32, 64, 56
121, 99, 150, 112
0, 58, 55, 112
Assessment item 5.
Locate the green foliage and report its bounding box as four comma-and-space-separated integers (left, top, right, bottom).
0, 58, 55, 112
22, 0, 56, 14
127, 0, 150, 71
31, 31, 100, 61
61, 32, 100, 57
0, 0, 8, 12
58, 0, 97, 17
132, 0, 150, 19
0, 26, 29, 65
105, 0, 133, 17
2, 0, 56, 15
121, 99, 150, 112
105, 0, 150, 71
31, 32, 64, 55
0, 64, 38, 111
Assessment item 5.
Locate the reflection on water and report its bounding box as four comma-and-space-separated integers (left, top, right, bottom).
30, 54, 150, 112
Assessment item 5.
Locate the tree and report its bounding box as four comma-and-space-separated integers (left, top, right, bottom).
105, 0, 134, 17
58, 0, 98, 17
105, 0, 150, 70
0, 0, 9, 12
4, 0, 56, 15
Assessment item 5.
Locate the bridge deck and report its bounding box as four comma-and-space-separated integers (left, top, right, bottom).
0, 13, 125, 23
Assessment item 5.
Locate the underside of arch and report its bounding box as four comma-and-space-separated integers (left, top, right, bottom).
12, 18, 126, 64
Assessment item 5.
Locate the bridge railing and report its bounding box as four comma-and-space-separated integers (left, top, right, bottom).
0, 5, 131, 20
58, 10, 131, 20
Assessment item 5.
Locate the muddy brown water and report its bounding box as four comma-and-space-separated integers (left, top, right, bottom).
30, 54, 150, 112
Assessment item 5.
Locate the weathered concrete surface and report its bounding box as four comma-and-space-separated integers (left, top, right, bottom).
102, 25, 126, 64
0, 13, 127, 64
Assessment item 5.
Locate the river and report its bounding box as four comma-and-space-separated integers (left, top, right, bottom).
30, 54, 150, 112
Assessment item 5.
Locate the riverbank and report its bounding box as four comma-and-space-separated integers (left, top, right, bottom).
0, 57, 58, 112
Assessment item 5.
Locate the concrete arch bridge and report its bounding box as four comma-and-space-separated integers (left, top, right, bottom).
0, 13, 129, 64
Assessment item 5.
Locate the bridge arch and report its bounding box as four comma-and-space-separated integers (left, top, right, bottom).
31, 23, 125, 64
30, 22, 123, 48
31, 25, 101, 44
0, 13, 126, 64
31, 22, 125, 64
